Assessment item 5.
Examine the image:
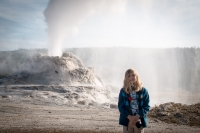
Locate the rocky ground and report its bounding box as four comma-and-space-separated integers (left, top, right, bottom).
0, 91, 200, 133
148, 102, 200, 127
0, 102, 200, 133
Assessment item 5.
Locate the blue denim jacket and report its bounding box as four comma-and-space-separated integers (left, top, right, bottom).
118, 87, 150, 127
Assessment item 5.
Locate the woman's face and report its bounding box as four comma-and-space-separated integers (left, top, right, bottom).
128, 72, 136, 84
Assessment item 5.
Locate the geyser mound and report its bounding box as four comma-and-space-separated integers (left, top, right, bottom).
2, 52, 103, 86
0, 52, 117, 108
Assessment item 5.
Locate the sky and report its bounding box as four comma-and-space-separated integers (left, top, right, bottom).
0, 0, 200, 52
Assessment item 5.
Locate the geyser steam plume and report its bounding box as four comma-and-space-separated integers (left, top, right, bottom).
44, 0, 128, 57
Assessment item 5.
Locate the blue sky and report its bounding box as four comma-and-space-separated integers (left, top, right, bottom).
0, 0, 48, 51
0, 0, 200, 51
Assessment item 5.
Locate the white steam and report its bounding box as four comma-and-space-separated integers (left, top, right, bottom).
44, 0, 128, 56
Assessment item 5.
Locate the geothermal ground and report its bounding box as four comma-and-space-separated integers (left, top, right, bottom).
0, 52, 200, 133
0, 85, 200, 133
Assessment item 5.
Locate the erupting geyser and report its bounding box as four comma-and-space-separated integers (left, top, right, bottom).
44, 0, 128, 56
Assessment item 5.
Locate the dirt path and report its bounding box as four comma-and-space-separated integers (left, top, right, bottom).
0, 100, 200, 133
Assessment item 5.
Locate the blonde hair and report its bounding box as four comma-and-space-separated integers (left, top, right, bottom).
123, 68, 142, 94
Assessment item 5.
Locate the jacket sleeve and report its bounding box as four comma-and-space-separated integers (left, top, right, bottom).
118, 89, 130, 118
137, 88, 150, 118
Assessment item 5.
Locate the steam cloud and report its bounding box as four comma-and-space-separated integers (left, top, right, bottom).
44, 0, 128, 57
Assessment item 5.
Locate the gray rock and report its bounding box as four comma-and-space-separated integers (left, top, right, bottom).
0, 78, 8, 83
174, 112, 183, 118
110, 104, 118, 109
77, 100, 86, 105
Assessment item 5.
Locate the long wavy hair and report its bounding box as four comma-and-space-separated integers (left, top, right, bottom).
123, 68, 142, 94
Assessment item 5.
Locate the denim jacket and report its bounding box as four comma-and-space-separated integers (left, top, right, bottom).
118, 87, 150, 127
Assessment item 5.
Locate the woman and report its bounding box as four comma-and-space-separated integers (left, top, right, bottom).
118, 68, 150, 133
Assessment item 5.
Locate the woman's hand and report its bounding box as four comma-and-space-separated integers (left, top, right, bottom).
127, 114, 140, 125
127, 115, 139, 122
135, 114, 140, 120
